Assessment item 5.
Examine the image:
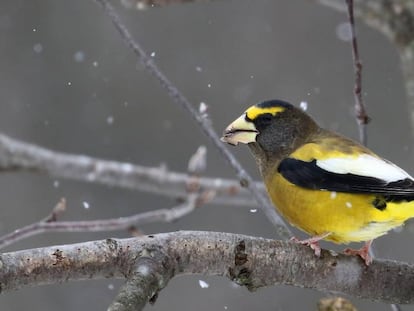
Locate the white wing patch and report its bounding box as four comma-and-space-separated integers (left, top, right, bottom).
316, 154, 413, 183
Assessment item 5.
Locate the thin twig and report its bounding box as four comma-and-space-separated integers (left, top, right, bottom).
93, 0, 291, 239
344, 3, 397, 310
0, 195, 203, 250
0, 146, 215, 250
346, 0, 370, 145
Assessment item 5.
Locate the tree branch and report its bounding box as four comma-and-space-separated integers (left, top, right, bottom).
93, 0, 291, 239
346, 0, 370, 145
0, 133, 263, 207
317, 0, 414, 134
108, 256, 170, 311
0, 194, 212, 249
120, 0, 414, 136
0, 145, 216, 249
1, 231, 413, 310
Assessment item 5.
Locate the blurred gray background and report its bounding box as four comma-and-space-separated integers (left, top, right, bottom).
1, 0, 413, 310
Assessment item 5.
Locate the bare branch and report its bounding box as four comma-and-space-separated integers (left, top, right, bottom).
317, 0, 414, 134
1, 231, 414, 308
187, 145, 207, 176
0, 194, 207, 249
108, 255, 169, 311
346, 0, 370, 145
318, 0, 414, 47
0, 133, 262, 207
120, 0, 414, 135
0, 145, 215, 256
94, 0, 291, 238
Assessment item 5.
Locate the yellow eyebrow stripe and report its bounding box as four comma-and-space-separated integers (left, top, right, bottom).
245, 106, 285, 120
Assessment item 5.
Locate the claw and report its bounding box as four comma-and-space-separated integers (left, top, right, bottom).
343, 240, 373, 265
290, 233, 331, 257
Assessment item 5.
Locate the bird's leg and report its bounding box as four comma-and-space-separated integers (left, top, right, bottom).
290, 232, 331, 257
343, 240, 373, 265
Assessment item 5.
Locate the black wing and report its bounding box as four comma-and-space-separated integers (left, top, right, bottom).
278, 158, 414, 199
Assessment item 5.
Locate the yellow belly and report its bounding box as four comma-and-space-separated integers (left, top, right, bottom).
266, 173, 414, 243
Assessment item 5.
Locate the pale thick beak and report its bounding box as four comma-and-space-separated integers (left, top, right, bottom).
220, 114, 259, 146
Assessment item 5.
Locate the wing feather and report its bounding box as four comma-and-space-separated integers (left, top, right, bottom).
316, 154, 412, 183
278, 157, 414, 197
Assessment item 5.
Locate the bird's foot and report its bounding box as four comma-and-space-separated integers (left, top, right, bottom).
290, 233, 331, 257
343, 240, 373, 265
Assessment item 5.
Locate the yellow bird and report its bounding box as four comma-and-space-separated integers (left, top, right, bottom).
221, 99, 414, 265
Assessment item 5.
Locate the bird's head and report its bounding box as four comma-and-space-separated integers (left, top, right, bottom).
221, 99, 319, 166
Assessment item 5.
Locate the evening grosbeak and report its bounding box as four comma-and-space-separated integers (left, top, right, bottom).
221, 99, 414, 265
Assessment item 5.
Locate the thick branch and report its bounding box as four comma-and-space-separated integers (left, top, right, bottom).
108, 256, 171, 311
1, 231, 413, 309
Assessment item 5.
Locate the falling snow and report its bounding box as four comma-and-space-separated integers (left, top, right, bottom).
107, 116, 114, 125
82, 201, 90, 209
207, 83, 211, 88
136, 2, 146, 9
393, 226, 403, 233
108, 284, 115, 290
33, 43, 43, 53
198, 280, 209, 288
330, 191, 337, 199
53, 180, 60, 188
336, 22, 352, 42
73, 51, 85, 63
300, 101, 308, 111
249, 209, 258, 213
346, 202, 352, 208
195, 66, 203, 72
150, 51, 156, 57
92, 61, 99, 67
199, 102, 207, 116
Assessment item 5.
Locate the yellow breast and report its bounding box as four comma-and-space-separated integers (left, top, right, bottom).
266, 173, 414, 243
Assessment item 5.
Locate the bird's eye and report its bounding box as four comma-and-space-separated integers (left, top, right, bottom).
257, 113, 273, 124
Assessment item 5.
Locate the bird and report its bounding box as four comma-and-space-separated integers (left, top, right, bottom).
221, 99, 414, 265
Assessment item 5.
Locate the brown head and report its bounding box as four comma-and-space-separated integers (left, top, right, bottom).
221, 100, 319, 174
